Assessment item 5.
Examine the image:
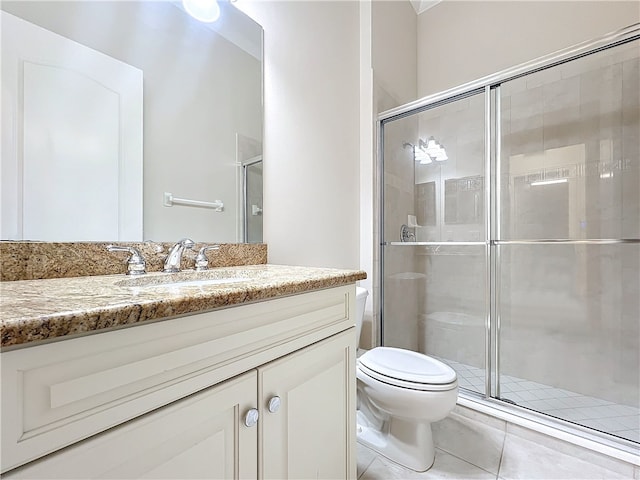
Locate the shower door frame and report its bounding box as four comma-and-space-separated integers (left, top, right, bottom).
377, 23, 640, 454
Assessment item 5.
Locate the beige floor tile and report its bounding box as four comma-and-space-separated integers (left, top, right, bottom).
499, 432, 631, 480
357, 442, 378, 479
433, 411, 506, 475
359, 446, 496, 480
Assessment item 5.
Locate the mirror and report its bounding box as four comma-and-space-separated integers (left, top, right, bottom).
1, 0, 263, 243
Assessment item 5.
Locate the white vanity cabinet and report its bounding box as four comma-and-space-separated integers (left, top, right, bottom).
3, 370, 260, 479
1, 285, 357, 479
260, 329, 355, 479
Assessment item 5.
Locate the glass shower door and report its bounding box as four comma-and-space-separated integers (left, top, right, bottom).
379, 26, 639, 447
496, 39, 640, 443
381, 91, 488, 396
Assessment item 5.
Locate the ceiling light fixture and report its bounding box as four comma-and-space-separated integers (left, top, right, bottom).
414, 146, 432, 164
412, 136, 447, 164
434, 147, 448, 161
423, 137, 441, 156
182, 0, 221, 23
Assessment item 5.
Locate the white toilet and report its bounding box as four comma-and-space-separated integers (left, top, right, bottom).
354, 287, 458, 472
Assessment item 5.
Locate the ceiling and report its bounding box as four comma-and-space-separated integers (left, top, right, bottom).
409, 0, 441, 15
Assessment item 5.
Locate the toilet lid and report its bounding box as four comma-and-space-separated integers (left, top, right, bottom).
358, 347, 457, 385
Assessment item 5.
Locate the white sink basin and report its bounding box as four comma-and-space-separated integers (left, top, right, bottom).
115, 270, 252, 289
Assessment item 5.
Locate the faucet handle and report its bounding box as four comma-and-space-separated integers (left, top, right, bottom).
106, 245, 146, 275
195, 245, 221, 271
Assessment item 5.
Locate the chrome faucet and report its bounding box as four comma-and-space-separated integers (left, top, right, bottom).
163, 238, 195, 273
106, 245, 146, 275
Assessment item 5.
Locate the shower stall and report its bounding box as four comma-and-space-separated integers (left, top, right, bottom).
378, 24, 639, 452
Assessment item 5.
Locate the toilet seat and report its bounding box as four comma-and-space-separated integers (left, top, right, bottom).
358, 347, 457, 392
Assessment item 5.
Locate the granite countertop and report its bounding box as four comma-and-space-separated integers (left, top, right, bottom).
0, 264, 367, 349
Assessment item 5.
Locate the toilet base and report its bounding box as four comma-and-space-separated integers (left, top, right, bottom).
356, 410, 435, 472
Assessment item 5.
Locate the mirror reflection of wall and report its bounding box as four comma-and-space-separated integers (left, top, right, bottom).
413, 93, 486, 242
0, 1, 263, 243
444, 175, 484, 225
506, 144, 585, 240
2, 11, 144, 242
513, 176, 569, 239
415, 181, 436, 227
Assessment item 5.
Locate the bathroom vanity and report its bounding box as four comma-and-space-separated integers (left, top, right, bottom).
0, 264, 366, 478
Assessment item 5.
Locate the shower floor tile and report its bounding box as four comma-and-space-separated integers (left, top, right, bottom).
436, 357, 640, 445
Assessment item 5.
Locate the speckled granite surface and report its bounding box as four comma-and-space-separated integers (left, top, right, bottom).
0, 264, 367, 349
0, 241, 267, 281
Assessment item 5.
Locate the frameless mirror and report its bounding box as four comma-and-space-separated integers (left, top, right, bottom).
1, 0, 263, 243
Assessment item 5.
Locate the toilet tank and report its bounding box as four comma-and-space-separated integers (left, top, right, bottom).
355, 287, 369, 345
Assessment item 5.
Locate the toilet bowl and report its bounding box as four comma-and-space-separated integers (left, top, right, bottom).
354, 287, 458, 472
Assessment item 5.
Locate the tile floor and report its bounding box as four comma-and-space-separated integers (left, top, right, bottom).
357, 443, 497, 479
357, 416, 640, 480
439, 357, 640, 444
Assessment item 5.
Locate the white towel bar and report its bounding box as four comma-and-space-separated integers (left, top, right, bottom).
163, 192, 224, 212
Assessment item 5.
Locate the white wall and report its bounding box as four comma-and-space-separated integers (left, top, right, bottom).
359, 1, 375, 319
235, 1, 361, 269
235, 0, 420, 346
417, 0, 640, 96
373, 0, 417, 108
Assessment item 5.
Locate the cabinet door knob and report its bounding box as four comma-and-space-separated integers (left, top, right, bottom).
244, 408, 259, 427
267, 396, 281, 413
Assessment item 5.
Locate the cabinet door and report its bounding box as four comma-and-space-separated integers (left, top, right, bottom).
259, 328, 356, 480
4, 371, 258, 479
